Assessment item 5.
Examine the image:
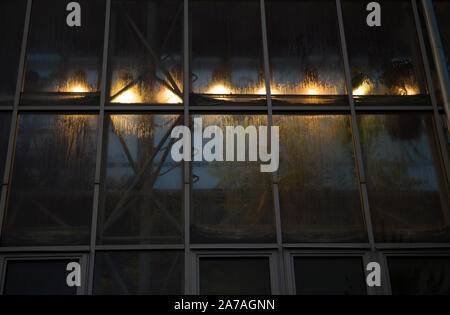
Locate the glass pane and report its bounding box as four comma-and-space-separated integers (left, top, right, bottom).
343, 0, 427, 96
0, 113, 12, 182
93, 251, 184, 294
358, 114, 450, 242
273, 115, 366, 243
97, 114, 183, 245
108, 0, 183, 104
2, 114, 98, 246
4, 260, 77, 295
199, 257, 271, 295
191, 115, 276, 243
434, 0, 450, 75
190, 1, 265, 99
265, 0, 345, 96
21, 0, 105, 105
294, 257, 366, 295
0, 1, 27, 105
388, 257, 450, 295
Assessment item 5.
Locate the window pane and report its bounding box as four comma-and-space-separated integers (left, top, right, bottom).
294, 257, 366, 295
0, 1, 26, 105
108, 0, 183, 104
2, 114, 98, 246
97, 114, 183, 245
388, 257, 450, 295
273, 115, 366, 243
21, 0, 105, 105
93, 251, 184, 294
434, 0, 450, 75
199, 257, 271, 295
190, 1, 265, 99
265, 0, 346, 96
4, 260, 77, 295
0, 113, 12, 182
358, 114, 450, 242
343, 0, 427, 96
191, 115, 276, 243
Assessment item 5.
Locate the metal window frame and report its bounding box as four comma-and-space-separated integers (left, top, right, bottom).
190, 250, 281, 295
0, 253, 88, 295
0, 0, 449, 296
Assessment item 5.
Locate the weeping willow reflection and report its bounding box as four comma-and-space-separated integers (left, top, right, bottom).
191, 115, 275, 243
97, 114, 183, 245
2, 114, 98, 246
358, 114, 450, 242
108, 0, 183, 104
274, 115, 366, 243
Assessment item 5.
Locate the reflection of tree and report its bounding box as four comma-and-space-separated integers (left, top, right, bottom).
274, 115, 365, 242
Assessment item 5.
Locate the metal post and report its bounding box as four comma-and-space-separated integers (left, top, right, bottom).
421, 0, 450, 122
87, 0, 111, 295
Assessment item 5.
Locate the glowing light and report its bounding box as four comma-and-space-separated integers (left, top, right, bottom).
113, 90, 140, 103
402, 86, 419, 96
208, 85, 230, 94
257, 87, 266, 95
71, 85, 86, 93
159, 89, 182, 104
307, 88, 319, 95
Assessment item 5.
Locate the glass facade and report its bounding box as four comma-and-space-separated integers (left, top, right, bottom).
0, 0, 449, 295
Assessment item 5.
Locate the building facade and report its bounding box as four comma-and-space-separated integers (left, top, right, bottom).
0, 0, 450, 295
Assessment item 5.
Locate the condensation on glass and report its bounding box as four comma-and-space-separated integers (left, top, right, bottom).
294, 257, 366, 295
93, 251, 184, 294
0, 1, 27, 106
388, 257, 450, 295
190, 0, 266, 105
20, 0, 106, 105
0, 112, 12, 182
97, 114, 183, 245
108, 0, 183, 105
199, 257, 272, 294
342, 0, 427, 99
273, 115, 366, 243
190, 115, 276, 243
3, 260, 78, 295
265, 0, 347, 105
1, 114, 98, 246
358, 114, 450, 242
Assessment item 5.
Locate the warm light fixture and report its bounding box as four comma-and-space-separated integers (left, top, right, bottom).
159, 89, 182, 104
208, 85, 230, 94
113, 90, 140, 103
71, 85, 86, 93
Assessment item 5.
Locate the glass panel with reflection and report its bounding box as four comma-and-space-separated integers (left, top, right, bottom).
93, 251, 184, 295
191, 115, 276, 243
2, 114, 98, 246
190, 1, 266, 105
358, 114, 450, 242
342, 0, 427, 97
294, 257, 366, 295
273, 115, 366, 243
388, 257, 450, 295
97, 114, 183, 245
199, 257, 271, 295
265, 0, 346, 97
434, 0, 450, 75
0, 1, 27, 105
3, 260, 78, 295
21, 0, 105, 105
108, 0, 183, 104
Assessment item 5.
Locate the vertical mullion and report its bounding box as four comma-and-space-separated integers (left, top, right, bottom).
0, 0, 32, 237
335, 0, 376, 251
184, 0, 191, 295
260, 0, 286, 294
411, 0, 450, 182
421, 0, 450, 122
87, 0, 111, 295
